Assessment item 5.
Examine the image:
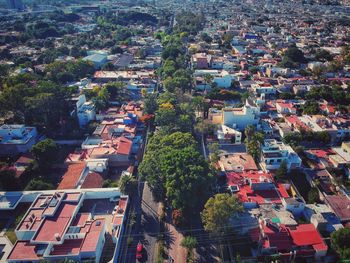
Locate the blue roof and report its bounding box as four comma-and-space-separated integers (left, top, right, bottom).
83, 53, 107, 63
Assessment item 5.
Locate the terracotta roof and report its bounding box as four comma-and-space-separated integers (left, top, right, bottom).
57, 162, 86, 190
81, 172, 104, 189
325, 195, 350, 222
7, 241, 42, 261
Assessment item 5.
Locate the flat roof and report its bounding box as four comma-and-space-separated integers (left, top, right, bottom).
7, 241, 41, 261
0, 192, 22, 209
33, 202, 77, 242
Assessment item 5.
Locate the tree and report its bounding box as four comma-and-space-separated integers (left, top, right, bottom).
303, 100, 320, 115
119, 174, 137, 196
208, 142, 220, 163
181, 236, 198, 263
155, 106, 177, 127
308, 187, 320, 204
244, 126, 264, 162
25, 178, 54, 191
104, 82, 128, 101
0, 170, 19, 191
330, 228, 350, 260
275, 160, 288, 181
31, 139, 58, 169
139, 132, 213, 217
283, 45, 307, 63
204, 74, 214, 91
201, 193, 243, 237
315, 49, 333, 62
144, 93, 158, 114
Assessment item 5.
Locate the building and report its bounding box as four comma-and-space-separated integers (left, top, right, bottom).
193, 69, 234, 90
276, 100, 297, 115
216, 124, 242, 144
191, 53, 211, 69
250, 220, 328, 261
226, 171, 289, 208
0, 125, 38, 156
208, 100, 260, 131
83, 54, 108, 69
76, 95, 96, 128
324, 195, 350, 224
303, 203, 343, 233
6, 189, 128, 263
261, 139, 302, 171
218, 153, 258, 172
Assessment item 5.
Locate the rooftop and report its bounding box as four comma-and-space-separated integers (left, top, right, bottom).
57, 163, 86, 190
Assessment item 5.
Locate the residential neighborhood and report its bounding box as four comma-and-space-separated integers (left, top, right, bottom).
0, 0, 350, 262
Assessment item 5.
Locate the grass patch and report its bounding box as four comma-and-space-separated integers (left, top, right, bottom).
5, 230, 17, 244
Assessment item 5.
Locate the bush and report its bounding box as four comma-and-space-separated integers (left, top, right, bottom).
308, 187, 320, 204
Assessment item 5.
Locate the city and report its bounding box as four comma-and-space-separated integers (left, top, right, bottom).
0, 0, 350, 262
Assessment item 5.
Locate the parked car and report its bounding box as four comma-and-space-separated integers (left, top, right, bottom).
136, 242, 143, 261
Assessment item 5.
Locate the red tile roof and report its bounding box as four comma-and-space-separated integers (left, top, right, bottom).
33, 202, 77, 242
8, 241, 41, 261
116, 136, 132, 155
289, 224, 327, 251
51, 239, 83, 256
325, 195, 350, 222
262, 223, 327, 252
81, 172, 104, 189
81, 219, 105, 252
57, 162, 86, 190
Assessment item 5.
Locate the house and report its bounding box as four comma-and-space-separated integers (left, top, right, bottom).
250, 220, 328, 261
76, 95, 96, 128
0, 124, 38, 156
80, 172, 104, 189
6, 190, 128, 263
324, 195, 350, 224
209, 100, 260, 131
13, 153, 34, 178
83, 53, 108, 69
261, 139, 302, 171
193, 70, 234, 90
57, 162, 88, 190
218, 153, 258, 172
252, 82, 276, 96
276, 100, 297, 115
226, 171, 289, 208
88, 136, 132, 167
232, 46, 247, 55
303, 203, 343, 233
191, 53, 212, 69
216, 124, 242, 144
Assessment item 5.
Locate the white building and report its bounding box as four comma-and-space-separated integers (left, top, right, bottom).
222, 103, 260, 131
76, 95, 96, 128
193, 69, 234, 90
208, 100, 260, 131
0, 124, 38, 156
6, 189, 128, 263
261, 139, 302, 171
217, 124, 242, 144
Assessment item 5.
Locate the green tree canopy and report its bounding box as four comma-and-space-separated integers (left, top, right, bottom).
139, 132, 213, 217
201, 193, 243, 237
330, 227, 350, 259
31, 139, 58, 169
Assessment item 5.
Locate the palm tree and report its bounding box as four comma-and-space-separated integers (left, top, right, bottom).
203, 74, 214, 92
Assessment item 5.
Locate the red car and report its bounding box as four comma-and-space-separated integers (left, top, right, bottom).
136, 242, 143, 261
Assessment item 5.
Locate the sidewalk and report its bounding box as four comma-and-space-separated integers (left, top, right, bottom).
166, 222, 187, 263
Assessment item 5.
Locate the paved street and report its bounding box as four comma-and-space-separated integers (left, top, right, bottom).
140, 182, 160, 263
118, 182, 160, 263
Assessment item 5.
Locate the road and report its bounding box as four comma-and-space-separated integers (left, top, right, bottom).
140, 182, 160, 263
118, 182, 160, 263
